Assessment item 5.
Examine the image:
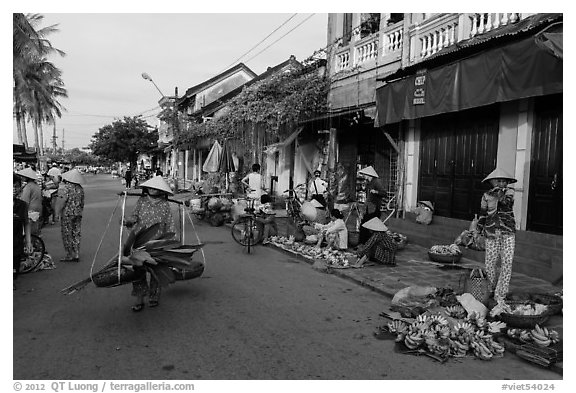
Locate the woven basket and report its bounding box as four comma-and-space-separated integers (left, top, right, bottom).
92, 267, 139, 288
529, 293, 563, 316
497, 301, 550, 328
428, 251, 462, 264
171, 262, 205, 281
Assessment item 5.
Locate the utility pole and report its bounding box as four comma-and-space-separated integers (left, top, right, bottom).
52, 123, 58, 153
61, 128, 65, 151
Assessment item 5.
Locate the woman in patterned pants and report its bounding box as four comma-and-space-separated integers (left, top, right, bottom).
480, 168, 517, 304
56, 169, 85, 262
123, 176, 175, 312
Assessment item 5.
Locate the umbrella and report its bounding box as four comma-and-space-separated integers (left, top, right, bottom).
202, 140, 222, 173
218, 139, 236, 192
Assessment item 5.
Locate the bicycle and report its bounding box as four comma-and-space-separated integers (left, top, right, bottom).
19, 234, 46, 274
230, 197, 264, 253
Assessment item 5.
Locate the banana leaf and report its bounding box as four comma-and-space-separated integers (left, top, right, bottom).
154, 254, 192, 268
129, 249, 156, 266
140, 239, 182, 251
149, 251, 195, 261
149, 264, 176, 287
132, 223, 163, 249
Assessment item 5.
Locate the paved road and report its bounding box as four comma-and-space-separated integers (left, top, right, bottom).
12, 175, 561, 380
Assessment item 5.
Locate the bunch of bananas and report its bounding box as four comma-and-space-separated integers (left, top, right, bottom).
387, 320, 408, 334
404, 332, 425, 349
530, 324, 560, 347
445, 305, 467, 319
487, 321, 507, 334
470, 340, 494, 360
449, 339, 470, 357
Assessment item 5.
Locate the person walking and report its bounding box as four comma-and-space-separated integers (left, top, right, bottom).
55, 169, 86, 263
13, 174, 32, 289
16, 167, 43, 236
355, 217, 397, 266
124, 165, 133, 189
480, 167, 517, 305
123, 176, 176, 312
357, 166, 386, 244
308, 169, 328, 208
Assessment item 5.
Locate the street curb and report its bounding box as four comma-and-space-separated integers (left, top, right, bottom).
263, 242, 396, 299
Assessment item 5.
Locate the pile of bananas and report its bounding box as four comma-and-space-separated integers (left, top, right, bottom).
430, 244, 461, 256
507, 325, 560, 347
385, 312, 508, 360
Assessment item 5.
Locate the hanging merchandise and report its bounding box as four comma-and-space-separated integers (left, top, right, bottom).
202, 140, 222, 173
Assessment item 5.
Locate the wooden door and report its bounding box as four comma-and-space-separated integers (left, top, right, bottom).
419, 106, 499, 219
528, 94, 563, 235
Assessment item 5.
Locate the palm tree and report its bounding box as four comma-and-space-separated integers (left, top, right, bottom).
13, 13, 66, 150
18, 57, 67, 155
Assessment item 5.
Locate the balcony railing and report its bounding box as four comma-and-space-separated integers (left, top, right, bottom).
354, 35, 378, 65
469, 13, 520, 37
333, 13, 525, 73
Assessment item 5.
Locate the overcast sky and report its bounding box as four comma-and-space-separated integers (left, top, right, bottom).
11, 11, 329, 149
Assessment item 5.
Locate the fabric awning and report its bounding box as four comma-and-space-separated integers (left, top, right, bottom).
374, 33, 563, 127
264, 126, 304, 155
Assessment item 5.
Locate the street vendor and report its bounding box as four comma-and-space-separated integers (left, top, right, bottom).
257, 194, 278, 244
314, 208, 348, 250
357, 166, 386, 244
123, 175, 176, 312
480, 167, 517, 305
355, 217, 397, 266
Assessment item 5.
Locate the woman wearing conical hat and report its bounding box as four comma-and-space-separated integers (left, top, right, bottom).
480, 167, 517, 305
355, 217, 397, 266
56, 168, 86, 263
123, 176, 176, 312
16, 167, 43, 236
357, 166, 386, 244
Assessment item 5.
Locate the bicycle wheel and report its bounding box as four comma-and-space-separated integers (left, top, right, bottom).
20, 234, 45, 274
231, 217, 263, 247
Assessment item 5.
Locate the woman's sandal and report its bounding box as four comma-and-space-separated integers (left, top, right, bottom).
131, 303, 144, 312
149, 300, 159, 308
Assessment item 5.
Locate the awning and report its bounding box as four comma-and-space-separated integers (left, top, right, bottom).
264, 126, 304, 155
375, 32, 563, 127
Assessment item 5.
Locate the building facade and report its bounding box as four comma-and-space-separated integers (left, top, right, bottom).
325, 13, 562, 282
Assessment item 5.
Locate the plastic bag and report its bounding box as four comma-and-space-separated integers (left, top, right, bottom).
391, 286, 438, 308
456, 293, 488, 318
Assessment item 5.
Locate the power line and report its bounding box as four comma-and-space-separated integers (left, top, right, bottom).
219, 13, 298, 73
244, 14, 316, 64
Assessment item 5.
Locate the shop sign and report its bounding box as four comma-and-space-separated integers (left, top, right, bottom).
413, 69, 426, 105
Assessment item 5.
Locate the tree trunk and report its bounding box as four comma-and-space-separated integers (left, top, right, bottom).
20, 117, 29, 149
32, 120, 40, 153
38, 122, 45, 156
15, 109, 24, 145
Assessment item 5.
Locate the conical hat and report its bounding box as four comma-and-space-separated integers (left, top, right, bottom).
417, 201, 434, 211
62, 168, 86, 185
358, 166, 379, 178
16, 167, 39, 181
310, 199, 324, 208
138, 176, 173, 195
482, 168, 517, 184
361, 217, 388, 232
